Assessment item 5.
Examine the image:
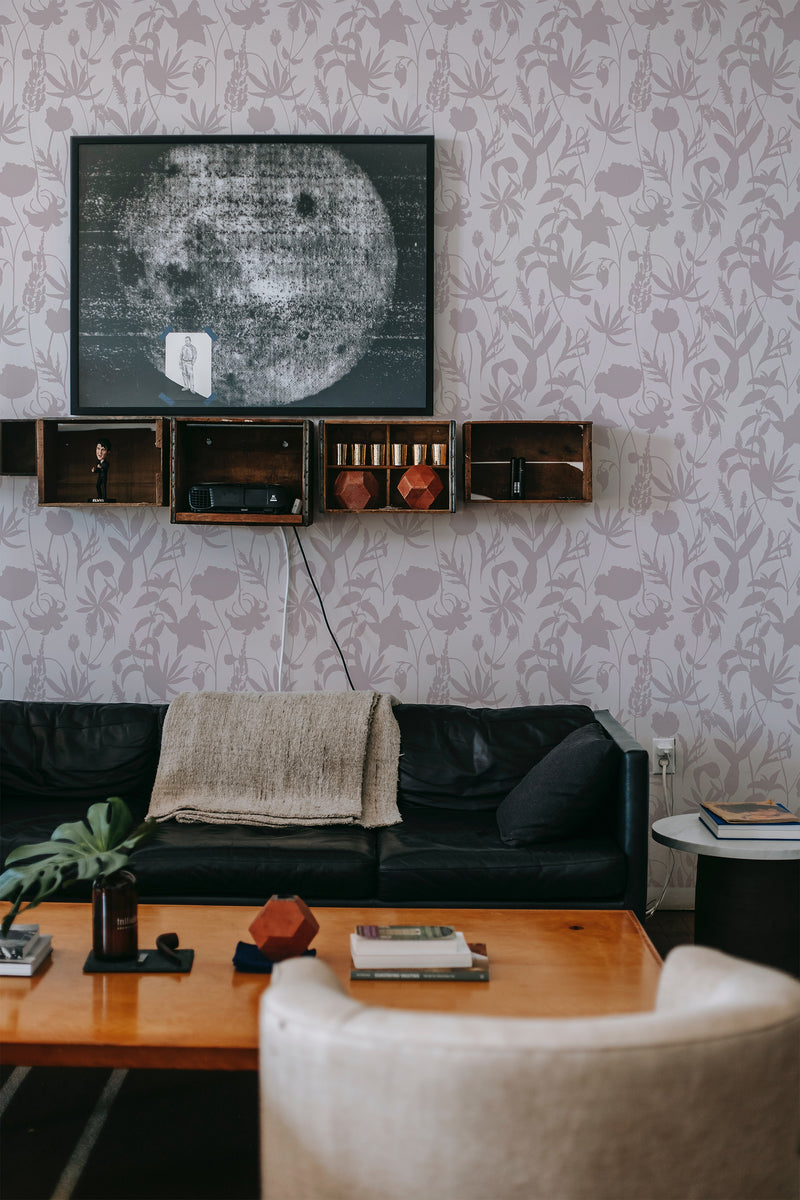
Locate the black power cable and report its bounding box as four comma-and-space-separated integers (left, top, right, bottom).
293, 529, 356, 691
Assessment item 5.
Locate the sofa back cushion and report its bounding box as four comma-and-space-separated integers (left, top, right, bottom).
496, 723, 620, 844
0, 700, 167, 810
393, 703, 597, 811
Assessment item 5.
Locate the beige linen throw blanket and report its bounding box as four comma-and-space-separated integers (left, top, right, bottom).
147, 691, 401, 829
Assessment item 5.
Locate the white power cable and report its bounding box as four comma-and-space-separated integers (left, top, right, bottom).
279, 528, 291, 692
646, 754, 675, 920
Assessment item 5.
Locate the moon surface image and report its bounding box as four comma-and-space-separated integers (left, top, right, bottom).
77, 141, 404, 410
75, 137, 432, 414
117, 142, 397, 406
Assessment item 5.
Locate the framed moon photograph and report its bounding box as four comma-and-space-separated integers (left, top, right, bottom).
70, 134, 434, 416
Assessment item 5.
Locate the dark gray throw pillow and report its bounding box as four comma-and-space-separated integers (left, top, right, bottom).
496, 723, 618, 846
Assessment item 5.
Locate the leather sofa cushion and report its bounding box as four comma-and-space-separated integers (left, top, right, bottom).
376, 805, 626, 903
496, 724, 619, 845
0, 700, 167, 807
132, 821, 378, 902
394, 703, 596, 810
0, 797, 378, 904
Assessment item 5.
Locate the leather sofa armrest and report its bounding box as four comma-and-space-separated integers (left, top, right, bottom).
593, 710, 649, 920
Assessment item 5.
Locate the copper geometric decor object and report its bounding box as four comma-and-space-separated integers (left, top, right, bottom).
397, 463, 444, 510
333, 469, 380, 511
249, 895, 320, 961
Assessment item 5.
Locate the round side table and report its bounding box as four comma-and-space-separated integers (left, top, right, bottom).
652, 813, 800, 977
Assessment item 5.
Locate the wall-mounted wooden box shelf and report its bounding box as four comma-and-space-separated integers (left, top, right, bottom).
464, 421, 592, 503
319, 420, 455, 513
171, 417, 312, 525
37, 418, 169, 506
0, 420, 37, 476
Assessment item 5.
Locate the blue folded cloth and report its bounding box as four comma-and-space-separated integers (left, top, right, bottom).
233, 942, 317, 973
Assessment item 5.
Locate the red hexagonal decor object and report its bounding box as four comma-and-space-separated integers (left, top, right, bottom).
249, 895, 320, 961
397, 464, 444, 510
333, 469, 380, 511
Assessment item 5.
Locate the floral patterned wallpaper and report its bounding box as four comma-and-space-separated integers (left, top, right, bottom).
2, 0, 799, 903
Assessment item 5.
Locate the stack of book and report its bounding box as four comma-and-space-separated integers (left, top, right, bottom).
0, 924, 53, 976
699, 799, 800, 841
349, 923, 489, 981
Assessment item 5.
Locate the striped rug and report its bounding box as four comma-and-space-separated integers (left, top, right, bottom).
0, 1065, 259, 1200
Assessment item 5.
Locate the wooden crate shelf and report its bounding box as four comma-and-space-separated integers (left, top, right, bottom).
0, 420, 37, 476
37, 418, 169, 506
464, 421, 592, 504
319, 420, 455, 513
171, 417, 312, 525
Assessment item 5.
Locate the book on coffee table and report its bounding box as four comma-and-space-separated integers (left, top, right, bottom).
352, 945, 491, 984
350, 929, 473, 969
355, 924, 455, 940
350, 964, 489, 981
0, 923, 41, 961
350, 937, 489, 981
0, 934, 53, 976
699, 800, 800, 840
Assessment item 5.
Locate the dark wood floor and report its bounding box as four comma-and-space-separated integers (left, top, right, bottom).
645, 908, 694, 958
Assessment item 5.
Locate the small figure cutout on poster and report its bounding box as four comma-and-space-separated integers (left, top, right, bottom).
164, 331, 213, 401
179, 335, 198, 393
91, 438, 110, 502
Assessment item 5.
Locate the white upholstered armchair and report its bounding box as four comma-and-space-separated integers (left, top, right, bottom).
259, 945, 800, 1200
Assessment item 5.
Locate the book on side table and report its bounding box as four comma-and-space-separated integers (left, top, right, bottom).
349, 924, 489, 981
699, 800, 800, 840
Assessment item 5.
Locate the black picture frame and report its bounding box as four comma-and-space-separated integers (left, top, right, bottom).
70, 135, 434, 417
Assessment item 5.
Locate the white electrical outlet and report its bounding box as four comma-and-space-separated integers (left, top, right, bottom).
651, 737, 676, 775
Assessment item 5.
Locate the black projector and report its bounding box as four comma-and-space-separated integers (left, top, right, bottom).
188, 483, 291, 514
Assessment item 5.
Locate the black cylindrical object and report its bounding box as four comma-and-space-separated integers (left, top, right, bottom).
510, 456, 526, 499
92, 869, 138, 961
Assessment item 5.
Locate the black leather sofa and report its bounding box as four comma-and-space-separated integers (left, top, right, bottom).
0, 699, 649, 919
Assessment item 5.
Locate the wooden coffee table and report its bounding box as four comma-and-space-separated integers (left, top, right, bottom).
0, 904, 662, 1071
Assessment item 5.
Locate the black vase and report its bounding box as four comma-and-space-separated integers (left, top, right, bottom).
92, 869, 138, 961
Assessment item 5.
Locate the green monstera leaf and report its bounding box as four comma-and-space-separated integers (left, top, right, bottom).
0, 796, 155, 937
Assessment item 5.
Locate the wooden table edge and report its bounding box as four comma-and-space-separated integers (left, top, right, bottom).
0, 1042, 257, 1071
1, 905, 662, 1072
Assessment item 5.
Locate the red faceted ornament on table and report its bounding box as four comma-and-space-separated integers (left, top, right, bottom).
249, 895, 320, 962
